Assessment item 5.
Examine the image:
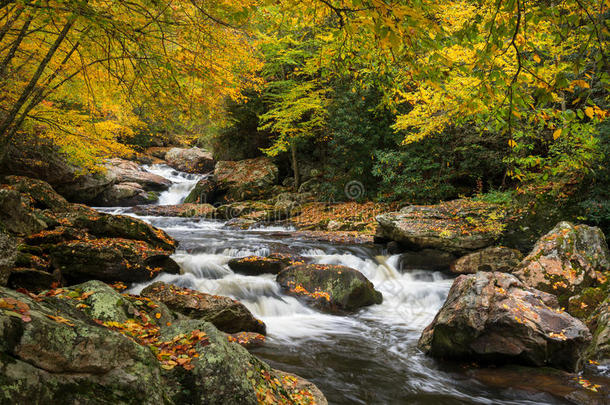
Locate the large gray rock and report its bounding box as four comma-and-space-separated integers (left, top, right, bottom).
105, 158, 170, 191
184, 177, 217, 204
165, 147, 214, 174
418, 272, 592, 371
451, 246, 523, 274
376, 199, 506, 254
96, 182, 159, 206
512, 222, 610, 305
277, 264, 382, 313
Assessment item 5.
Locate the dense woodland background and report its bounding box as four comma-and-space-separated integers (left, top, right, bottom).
0, 0, 608, 232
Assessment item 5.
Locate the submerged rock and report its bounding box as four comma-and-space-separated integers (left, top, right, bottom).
141, 282, 266, 334
165, 147, 215, 174
376, 199, 506, 254
277, 264, 382, 313
451, 246, 523, 274
398, 249, 457, 271
418, 272, 591, 371
228, 254, 307, 276
512, 221, 610, 306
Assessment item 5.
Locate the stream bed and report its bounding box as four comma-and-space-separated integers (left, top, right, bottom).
99, 165, 578, 405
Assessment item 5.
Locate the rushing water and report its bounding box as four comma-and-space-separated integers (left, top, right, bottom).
100, 169, 573, 405
143, 164, 207, 205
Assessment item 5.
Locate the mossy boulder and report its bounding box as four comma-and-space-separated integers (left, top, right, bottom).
228, 254, 307, 276
214, 157, 278, 202
0, 282, 325, 405
418, 272, 592, 372
450, 246, 523, 274
141, 282, 265, 334
584, 296, 610, 365
276, 264, 383, 313
184, 177, 217, 204
0, 287, 167, 404
376, 199, 506, 254
512, 222, 610, 307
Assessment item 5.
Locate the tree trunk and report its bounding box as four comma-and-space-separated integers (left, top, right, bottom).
0, 13, 76, 143
290, 140, 300, 190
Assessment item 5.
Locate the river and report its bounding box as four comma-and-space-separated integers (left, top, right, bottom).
99, 165, 570, 405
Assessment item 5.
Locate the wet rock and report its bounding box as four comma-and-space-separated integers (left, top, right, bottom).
165, 147, 214, 174
227, 332, 266, 349
512, 222, 610, 306
224, 218, 257, 230
49, 238, 179, 284
398, 249, 457, 271
450, 246, 523, 274
184, 177, 217, 204
141, 281, 266, 334
131, 203, 216, 218
228, 254, 307, 276
146, 146, 172, 160
418, 272, 591, 371
585, 296, 610, 364
7, 268, 61, 292
215, 157, 278, 201
277, 264, 383, 313
272, 369, 329, 405
376, 199, 506, 254
469, 365, 610, 405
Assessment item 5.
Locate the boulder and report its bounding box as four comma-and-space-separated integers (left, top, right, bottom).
451, 246, 523, 274
418, 272, 591, 371
227, 332, 266, 349
376, 199, 506, 254
0, 231, 16, 286
0, 287, 167, 404
0, 283, 325, 404
131, 203, 216, 218
398, 249, 457, 271
214, 157, 278, 201
276, 264, 383, 313
165, 147, 214, 174
0, 186, 47, 235
585, 296, 610, 364
49, 238, 180, 284
105, 158, 171, 191
512, 222, 610, 306
228, 254, 307, 276
96, 182, 159, 206
141, 282, 266, 334
7, 268, 61, 292
184, 177, 217, 204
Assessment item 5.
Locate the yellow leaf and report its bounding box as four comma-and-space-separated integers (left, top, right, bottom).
532, 54, 541, 63
584, 107, 594, 119
553, 128, 562, 140
508, 139, 517, 148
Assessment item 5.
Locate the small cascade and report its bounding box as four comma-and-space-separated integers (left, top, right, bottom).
144, 164, 207, 205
